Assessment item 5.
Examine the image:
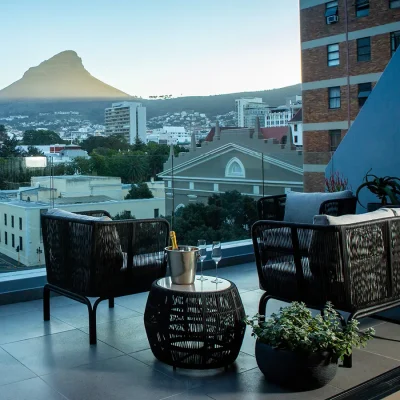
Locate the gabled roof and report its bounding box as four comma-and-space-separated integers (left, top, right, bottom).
260, 127, 288, 142
289, 108, 302, 123
205, 127, 243, 142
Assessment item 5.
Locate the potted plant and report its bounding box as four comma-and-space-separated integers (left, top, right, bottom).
356, 169, 400, 211
245, 302, 374, 391
325, 171, 351, 193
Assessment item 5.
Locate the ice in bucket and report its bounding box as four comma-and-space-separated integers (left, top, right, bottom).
165, 245, 199, 284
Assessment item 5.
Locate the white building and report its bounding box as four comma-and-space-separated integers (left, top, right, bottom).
146, 126, 190, 145
288, 109, 303, 147
0, 175, 165, 267
235, 98, 264, 127
265, 95, 302, 128
104, 102, 146, 144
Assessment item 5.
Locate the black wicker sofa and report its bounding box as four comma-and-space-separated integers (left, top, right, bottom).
252, 207, 400, 366
41, 209, 170, 344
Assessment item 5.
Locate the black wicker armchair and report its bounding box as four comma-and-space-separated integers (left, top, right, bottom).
257, 193, 357, 221
41, 209, 170, 344
252, 209, 400, 367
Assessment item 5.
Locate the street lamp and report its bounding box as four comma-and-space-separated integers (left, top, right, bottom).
36, 247, 43, 263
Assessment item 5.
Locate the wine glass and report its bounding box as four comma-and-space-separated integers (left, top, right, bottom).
197, 240, 207, 281
211, 241, 222, 283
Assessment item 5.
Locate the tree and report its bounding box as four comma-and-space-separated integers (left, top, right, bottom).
125, 183, 154, 199
22, 130, 67, 145
0, 137, 25, 158
0, 124, 7, 142
113, 210, 135, 220
170, 191, 258, 245
25, 145, 45, 156
80, 135, 129, 154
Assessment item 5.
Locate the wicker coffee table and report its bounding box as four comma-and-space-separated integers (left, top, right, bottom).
144, 276, 246, 369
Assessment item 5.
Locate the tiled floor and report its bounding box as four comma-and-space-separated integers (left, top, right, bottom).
0, 262, 399, 400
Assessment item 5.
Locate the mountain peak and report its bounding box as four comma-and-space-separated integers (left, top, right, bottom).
0, 50, 130, 100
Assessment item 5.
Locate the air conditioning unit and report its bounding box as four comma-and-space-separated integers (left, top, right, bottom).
327, 15, 339, 24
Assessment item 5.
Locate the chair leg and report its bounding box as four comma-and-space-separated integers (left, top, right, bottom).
109, 298, 114, 308
258, 292, 271, 322
43, 284, 51, 321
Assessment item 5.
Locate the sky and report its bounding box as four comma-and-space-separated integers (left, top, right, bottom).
0, 0, 301, 98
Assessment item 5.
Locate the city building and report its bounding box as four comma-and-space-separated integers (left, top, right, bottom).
0, 175, 165, 266
243, 102, 269, 128
264, 96, 302, 127
146, 126, 190, 145
104, 102, 146, 144
158, 123, 303, 215
235, 97, 264, 127
288, 108, 303, 147
300, 0, 400, 191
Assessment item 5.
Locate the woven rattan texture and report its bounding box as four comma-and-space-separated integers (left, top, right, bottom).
144, 280, 246, 369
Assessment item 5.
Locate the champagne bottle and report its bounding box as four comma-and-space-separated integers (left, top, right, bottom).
170, 231, 179, 250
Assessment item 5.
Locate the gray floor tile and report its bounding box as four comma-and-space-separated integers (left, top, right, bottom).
0, 310, 74, 345
42, 355, 190, 400
80, 315, 149, 354
359, 322, 400, 361
161, 392, 216, 400
208, 264, 259, 293
0, 377, 67, 400
2, 329, 123, 376
114, 291, 150, 314
0, 301, 41, 318
49, 301, 141, 329
329, 348, 400, 390
0, 348, 36, 387
30, 295, 77, 310
130, 350, 258, 388
197, 366, 341, 400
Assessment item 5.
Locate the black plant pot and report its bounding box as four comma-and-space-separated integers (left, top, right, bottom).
255, 341, 338, 391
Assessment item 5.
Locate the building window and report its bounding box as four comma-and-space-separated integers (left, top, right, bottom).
214, 183, 219, 192
189, 182, 194, 190
294, 136, 298, 143
391, 31, 400, 56
330, 130, 342, 152
328, 87, 341, 109
154, 209, 159, 218
4, 214, 6, 226
327, 44, 340, 66
4, 232, 7, 245
325, 1, 338, 18
294, 124, 298, 132
225, 157, 245, 178
357, 37, 371, 61
11, 215, 14, 228
390, 0, 400, 9
358, 82, 372, 107
19, 217, 22, 230
253, 186, 260, 195
355, 0, 369, 17
167, 181, 172, 188
11, 234, 15, 248
19, 236, 23, 251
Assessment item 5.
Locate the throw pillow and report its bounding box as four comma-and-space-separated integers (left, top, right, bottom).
284, 190, 353, 224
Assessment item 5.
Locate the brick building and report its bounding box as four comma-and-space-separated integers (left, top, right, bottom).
300, 0, 400, 191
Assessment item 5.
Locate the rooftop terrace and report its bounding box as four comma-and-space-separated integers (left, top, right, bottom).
0, 262, 399, 400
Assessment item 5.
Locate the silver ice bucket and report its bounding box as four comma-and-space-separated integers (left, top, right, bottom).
165, 245, 199, 284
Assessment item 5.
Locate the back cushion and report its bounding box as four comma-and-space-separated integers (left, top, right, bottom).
313, 207, 396, 226
284, 190, 353, 224
44, 209, 123, 277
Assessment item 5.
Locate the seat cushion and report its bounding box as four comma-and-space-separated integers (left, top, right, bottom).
260, 257, 344, 306
284, 190, 353, 224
